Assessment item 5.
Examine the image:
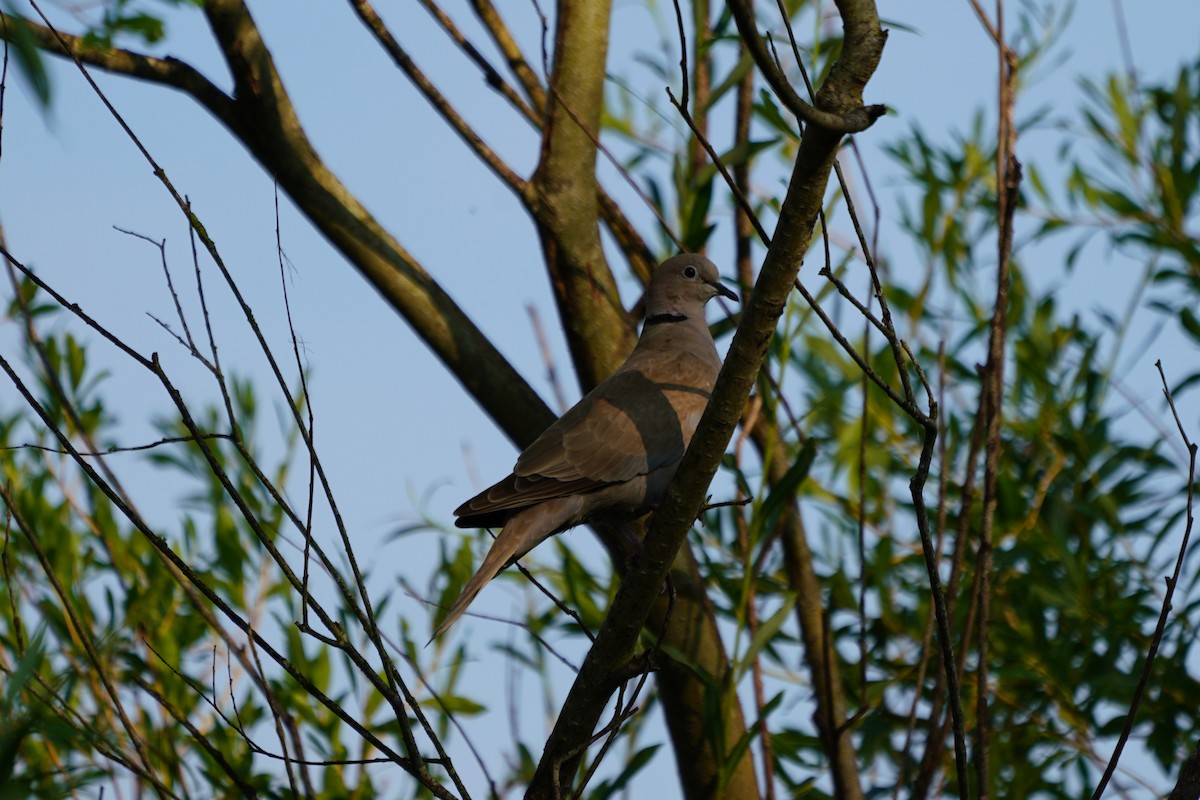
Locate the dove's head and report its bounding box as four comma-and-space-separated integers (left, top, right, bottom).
646, 254, 738, 318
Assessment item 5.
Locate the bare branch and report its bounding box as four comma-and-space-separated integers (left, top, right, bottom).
347, 0, 530, 197
727, 0, 886, 134
464, 0, 548, 113
974, 4, 1022, 793
3, 432, 233, 456
667, 86, 770, 245
418, 0, 542, 122
1092, 361, 1196, 800
0, 10, 236, 127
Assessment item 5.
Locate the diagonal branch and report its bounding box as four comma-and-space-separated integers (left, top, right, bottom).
464, 0, 548, 114
528, 3, 888, 794
347, 0, 530, 197
418, 0, 542, 123
10, 2, 558, 450
1093, 361, 1196, 800
0, 13, 236, 128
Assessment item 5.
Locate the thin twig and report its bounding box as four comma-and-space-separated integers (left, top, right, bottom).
1091, 361, 1196, 800
736, 495, 777, 800
4, 433, 233, 456
0, 12, 9, 162
417, 0, 541, 123
28, 8, 460, 781
733, 44, 756, 286
571, 663, 654, 799
0, 366, 416, 767
671, 0, 689, 112
549, 83, 683, 251
144, 639, 393, 768
513, 559, 596, 644
1, 484, 24, 654
273, 184, 319, 638
527, 303, 569, 413
893, 342, 950, 799
114, 226, 198, 352
464, 0, 548, 113
857, 301, 870, 707
185, 197, 238, 438
529, 0, 550, 78
974, 4, 1021, 793
792, 280, 914, 417
666, 87, 770, 245
348, 0, 528, 195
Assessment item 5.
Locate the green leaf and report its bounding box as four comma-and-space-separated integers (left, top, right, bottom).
66, 335, 85, 390
1180, 306, 1200, 344
758, 440, 815, 533
1, 9, 51, 107
422, 694, 485, 716
736, 596, 796, 682
588, 744, 660, 800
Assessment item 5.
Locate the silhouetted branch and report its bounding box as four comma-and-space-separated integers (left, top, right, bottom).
1092, 360, 1196, 800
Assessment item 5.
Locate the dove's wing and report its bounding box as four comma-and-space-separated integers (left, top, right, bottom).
454, 352, 716, 527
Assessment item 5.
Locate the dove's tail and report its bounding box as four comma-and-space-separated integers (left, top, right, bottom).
429, 499, 580, 643
428, 535, 517, 642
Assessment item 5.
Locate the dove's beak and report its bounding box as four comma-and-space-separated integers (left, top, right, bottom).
711, 280, 739, 302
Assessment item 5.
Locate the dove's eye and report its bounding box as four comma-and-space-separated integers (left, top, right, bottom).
683, 266, 697, 278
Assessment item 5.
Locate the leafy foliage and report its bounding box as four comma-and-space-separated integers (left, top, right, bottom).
1, 1, 1197, 798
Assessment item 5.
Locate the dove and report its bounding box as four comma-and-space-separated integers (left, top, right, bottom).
432, 254, 737, 640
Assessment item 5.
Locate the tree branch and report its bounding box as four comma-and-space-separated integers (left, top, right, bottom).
347, 0, 530, 197
529, 2, 888, 792
530, 0, 635, 389
0, 14, 237, 129
1171, 739, 1200, 800
727, 0, 886, 134
214, 0, 558, 446
464, 0, 548, 114
13, 2, 558, 451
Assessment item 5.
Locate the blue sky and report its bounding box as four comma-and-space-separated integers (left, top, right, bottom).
2, 0, 1198, 795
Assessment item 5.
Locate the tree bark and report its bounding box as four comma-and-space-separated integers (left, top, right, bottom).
1171, 740, 1200, 800
530, 0, 635, 389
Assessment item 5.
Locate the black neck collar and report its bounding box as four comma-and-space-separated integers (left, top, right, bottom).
644, 312, 688, 326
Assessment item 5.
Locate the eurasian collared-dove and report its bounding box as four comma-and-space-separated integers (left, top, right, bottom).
432, 254, 736, 639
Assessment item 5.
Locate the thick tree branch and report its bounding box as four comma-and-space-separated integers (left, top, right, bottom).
645, 548, 761, 800
531, 128, 839, 796
529, 3, 887, 793
530, 0, 634, 388
206, 0, 555, 446
524, 4, 759, 796
12, 4, 557, 449
1171, 740, 1200, 800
